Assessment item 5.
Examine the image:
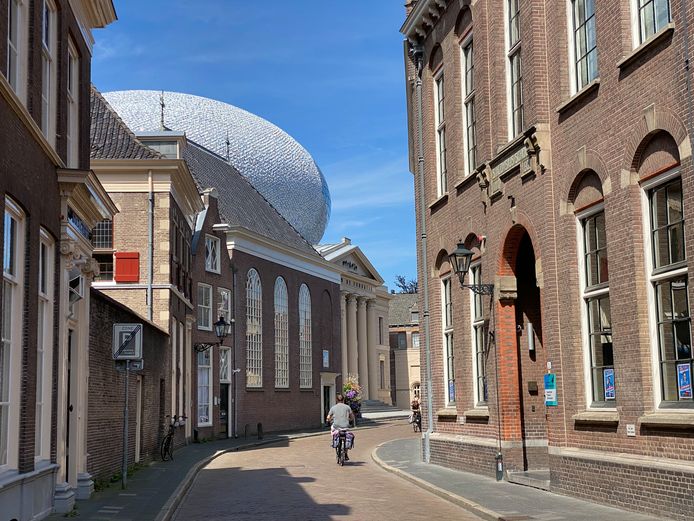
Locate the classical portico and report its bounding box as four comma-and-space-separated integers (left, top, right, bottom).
316, 238, 392, 402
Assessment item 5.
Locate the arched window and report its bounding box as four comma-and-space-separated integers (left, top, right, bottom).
299, 284, 312, 388
274, 278, 289, 388
246, 269, 262, 387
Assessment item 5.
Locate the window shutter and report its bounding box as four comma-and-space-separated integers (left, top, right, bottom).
114, 252, 139, 282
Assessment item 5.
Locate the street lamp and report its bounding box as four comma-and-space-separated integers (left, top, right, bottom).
448, 243, 494, 295
194, 316, 233, 352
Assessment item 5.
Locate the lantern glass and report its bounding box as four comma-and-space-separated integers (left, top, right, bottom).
449, 243, 474, 284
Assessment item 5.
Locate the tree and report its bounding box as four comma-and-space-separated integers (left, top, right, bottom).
394, 275, 418, 294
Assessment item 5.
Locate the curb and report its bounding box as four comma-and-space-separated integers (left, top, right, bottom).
371, 440, 503, 521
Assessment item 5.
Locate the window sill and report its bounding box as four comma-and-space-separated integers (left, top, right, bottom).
436, 407, 457, 418
638, 411, 694, 429
428, 193, 448, 211
454, 172, 478, 191
197, 423, 213, 428
617, 23, 675, 71
274, 387, 291, 392
572, 410, 619, 425
463, 408, 489, 420
245, 387, 264, 392
556, 78, 600, 114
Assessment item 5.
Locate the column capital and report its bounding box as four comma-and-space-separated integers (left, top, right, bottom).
346, 293, 357, 303
357, 295, 368, 306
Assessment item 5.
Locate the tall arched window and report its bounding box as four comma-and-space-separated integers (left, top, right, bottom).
299, 284, 312, 388
274, 277, 289, 388
246, 269, 262, 387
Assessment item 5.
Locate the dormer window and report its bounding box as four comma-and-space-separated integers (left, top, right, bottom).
145, 140, 178, 158
205, 235, 220, 273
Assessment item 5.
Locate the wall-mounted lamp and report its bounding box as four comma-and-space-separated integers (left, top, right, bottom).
448, 242, 494, 295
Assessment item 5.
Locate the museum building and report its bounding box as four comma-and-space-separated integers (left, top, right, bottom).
402, 1, 694, 519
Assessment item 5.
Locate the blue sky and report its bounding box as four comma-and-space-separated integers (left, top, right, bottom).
92, 0, 416, 290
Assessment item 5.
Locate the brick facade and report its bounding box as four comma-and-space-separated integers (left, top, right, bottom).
403, 1, 694, 518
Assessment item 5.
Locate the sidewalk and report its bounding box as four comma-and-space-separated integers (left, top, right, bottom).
46, 428, 330, 521
373, 438, 669, 521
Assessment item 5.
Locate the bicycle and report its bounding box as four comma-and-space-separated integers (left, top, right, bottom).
334, 428, 349, 466
160, 415, 186, 461
412, 410, 422, 432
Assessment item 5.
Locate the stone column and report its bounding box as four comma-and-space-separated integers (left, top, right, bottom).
367, 299, 379, 402
357, 297, 369, 398
346, 294, 358, 378
340, 292, 348, 379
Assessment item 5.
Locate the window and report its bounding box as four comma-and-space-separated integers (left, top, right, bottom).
197, 284, 212, 330
2, 199, 24, 469
274, 278, 289, 388
219, 347, 231, 383
570, 0, 598, 92
36, 231, 54, 461
635, 0, 671, 44
66, 40, 79, 168
246, 269, 262, 387
205, 235, 220, 273
410, 310, 419, 323
462, 40, 477, 176
506, 0, 523, 138
197, 350, 212, 425
412, 383, 421, 400
378, 316, 384, 344
6, 0, 27, 99
40, 0, 57, 144
380, 359, 385, 389
442, 277, 455, 405
397, 332, 407, 349
92, 220, 113, 281
434, 72, 448, 197
299, 284, 312, 388
470, 265, 487, 405
579, 209, 613, 405
218, 288, 231, 324
412, 332, 420, 349
645, 175, 692, 404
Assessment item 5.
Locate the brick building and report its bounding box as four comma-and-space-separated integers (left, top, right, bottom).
0, 1, 116, 518
388, 293, 421, 408
402, 0, 694, 518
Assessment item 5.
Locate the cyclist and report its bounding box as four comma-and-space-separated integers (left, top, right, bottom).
326, 393, 355, 460
410, 397, 422, 431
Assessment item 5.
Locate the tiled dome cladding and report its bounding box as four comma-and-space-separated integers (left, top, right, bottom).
103, 90, 331, 244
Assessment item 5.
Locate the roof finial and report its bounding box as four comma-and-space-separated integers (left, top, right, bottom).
225, 131, 230, 162
159, 90, 165, 131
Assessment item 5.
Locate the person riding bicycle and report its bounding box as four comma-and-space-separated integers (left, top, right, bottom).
410, 397, 422, 429
326, 393, 355, 460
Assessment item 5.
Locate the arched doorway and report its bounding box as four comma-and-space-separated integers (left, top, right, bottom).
496, 225, 548, 473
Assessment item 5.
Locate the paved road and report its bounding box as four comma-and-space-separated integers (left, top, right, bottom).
173, 422, 482, 521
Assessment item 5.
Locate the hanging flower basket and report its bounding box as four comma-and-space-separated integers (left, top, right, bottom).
343, 374, 363, 418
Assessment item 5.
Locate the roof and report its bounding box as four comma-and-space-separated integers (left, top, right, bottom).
389, 293, 419, 327
315, 237, 385, 285
90, 86, 162, 161
181, 141, 319, 256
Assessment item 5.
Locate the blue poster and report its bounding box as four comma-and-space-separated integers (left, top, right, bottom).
677, 363, 692, 400
544, 373, 557, 406
603, 368, 615, 401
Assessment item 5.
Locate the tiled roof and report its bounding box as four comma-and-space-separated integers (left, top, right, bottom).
181, 141, 318, 256
389, 293, 419, 326
90, 86, 161, 160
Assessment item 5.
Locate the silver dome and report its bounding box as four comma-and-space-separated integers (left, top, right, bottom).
103, 90, 331, 244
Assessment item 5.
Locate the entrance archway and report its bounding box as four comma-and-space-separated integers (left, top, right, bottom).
496, 225, 548, 473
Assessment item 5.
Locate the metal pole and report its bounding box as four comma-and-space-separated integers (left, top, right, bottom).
122, 359, 130, 489
232, 266, 238, 438
409, 41, 434, 463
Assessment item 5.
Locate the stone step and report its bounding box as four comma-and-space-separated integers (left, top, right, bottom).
506, 469, 551, 491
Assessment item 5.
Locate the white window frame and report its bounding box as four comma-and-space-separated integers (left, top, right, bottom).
567, 0, 598, 94
576, 203, 615, 408
219, 347, 231, 383
205, 235, 221, 274
35, 230, 54, 461
197, 349, 212, 426
469, 263, 488, 407
433, 70, 448, 197
197, 283, 212, 331
246, 269, 263, 388
6, 0, 28, 102
274, 277, 289, 388
505, 0, 523, 140
299, 284, 312, 389
460, 36, 476, 177
66, 39, 79, 168
412, 332, 420, 349
217, 287, 231, 324
40, 0, 57, 145
1, 198, 25, 471
630, 0, 671, 48
442, 276, 455, 406
642, 168, 692, 408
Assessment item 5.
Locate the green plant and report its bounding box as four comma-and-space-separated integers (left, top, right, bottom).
63, 504, 79, 517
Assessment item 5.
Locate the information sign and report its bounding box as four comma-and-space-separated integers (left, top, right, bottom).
544, 373, 557, 406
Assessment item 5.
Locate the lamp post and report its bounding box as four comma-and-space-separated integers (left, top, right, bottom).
448, 242, 503, 481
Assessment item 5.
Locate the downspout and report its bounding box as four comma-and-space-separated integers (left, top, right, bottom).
231, 264, 238, 438
683, 0, 694, 154
147, 170, 154, 322
409, 41, 434, 463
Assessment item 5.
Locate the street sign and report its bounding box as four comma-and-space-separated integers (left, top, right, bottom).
113, 323, 143, 360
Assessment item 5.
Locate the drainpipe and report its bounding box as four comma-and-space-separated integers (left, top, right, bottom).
683, 0, 694, 154
231, 264, 238, 438
409, 41, 434, 463
147, 170, 154, 321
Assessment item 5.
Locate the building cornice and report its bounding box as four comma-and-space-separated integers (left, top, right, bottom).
400, 0, 448, 41
69, 0, 117, 54
218, 225, 341, 284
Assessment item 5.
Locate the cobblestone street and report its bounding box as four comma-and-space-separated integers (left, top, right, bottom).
172, 423, 481, 521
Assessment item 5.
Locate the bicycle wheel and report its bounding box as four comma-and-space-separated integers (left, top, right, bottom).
160, 434, 173, 461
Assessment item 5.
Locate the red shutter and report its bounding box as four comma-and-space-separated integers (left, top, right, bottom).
114, 252, 140, 283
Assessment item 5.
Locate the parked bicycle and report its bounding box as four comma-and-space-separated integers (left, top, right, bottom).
160, 415, 186, 461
